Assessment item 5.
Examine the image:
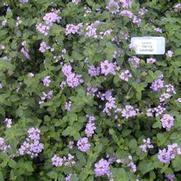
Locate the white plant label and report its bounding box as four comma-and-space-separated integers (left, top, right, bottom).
131, 37, 165, 55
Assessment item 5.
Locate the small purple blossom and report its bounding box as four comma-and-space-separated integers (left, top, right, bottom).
4, 118, 12, 128
140, 138, 154, 152
167, 143, 181, 159
36, 23, 50, 36
85, 22, 98, 38
65, 24, 81, 35
120, 0, 132, 8
146, 57, 156, 64
18, 128, 44, 158
174, 3, 181, 12
85, 116, 96, 137
165, 174, 176, 181
72, 0, 81, 4
39, 41, 50, 53
121, 105, 137, 119
165, 84, 176, 95
150, 78, 164, 92
65, 174, 72, 181
106, 0, 119, 13
51, 155, 63, 167
19, 0, 29, 3
132, 16, 141, 26
77, 137, 90, 152
138, 7, 148, 16
120, 10, 133, 18
21, 47, 30, 59
160, 114, 174, 131
100, 60, 116, 76
43, 11, 61, 25
158, 148, 171, 164
159, 93, 171, 102
119, 70, 132, 81
39, 90, 53, 104
0, 137, 10, 152
94, 159, 110, 177
62, 64, 83, 88
166, 50, 173, 58
88, 65, 100, 77
64, 101, 72, 111
128, 56, 140, 68
154, 27, 162, 33
42, 76, 51, 87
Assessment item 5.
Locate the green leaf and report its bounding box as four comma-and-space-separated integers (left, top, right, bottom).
172, 157, 181, 171
138, 160, 154, 175
111, 168, 128, 181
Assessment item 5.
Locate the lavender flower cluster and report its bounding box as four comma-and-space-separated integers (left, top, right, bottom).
18, 128, 44, 158
158, 143, 181, 164
52, 154, 75, 167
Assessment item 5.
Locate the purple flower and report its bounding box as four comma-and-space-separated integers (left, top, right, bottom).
0, 137, 10, 152
77, 137, 90, 152
94, 159, 110, 177
39, 41, 50, 53
120, 0, 132, 8
119, 70, 132, 82
72, 0, 81, 4
132, 16, 141, 26
146, 58, 156, 64
85, 21, 100, 38
106, 0, 119, 13
159, 93, 171, 102
128, 56, 140, 68
19, 0, 29, 4
103, 96, 117, 116
140, 138, 154, 152
42, 76, 51, 87
120, 10, 133, 18
43, 11, 61, 25
21, 47, 30, 59
158, 148, 171, 164
88, 65, 100, 77
154, 105, 166, 117
66, 73, 83, 88
64, 101, 72, 111
18, 128, 44, 158
165, 84, 176, 95
36, 23, 50, 36
165, 174, 176, 181
4, 118, 12, 128
28, 128, 41, 141
166, 50, 173, 58
138, 7, 148, 16
65, 174, 72, 181
174, 3, 181, 12
85, 117, 96, 137
167, 143, 181, 159
52, 155, 63, 167
121, 105, 137, 119
65, 24, 81, 35
62, 64, 72, 77
160, 114, 174, 131
150, 78, 164, 92
100, 60, 116, 76
154, 27, 162, 33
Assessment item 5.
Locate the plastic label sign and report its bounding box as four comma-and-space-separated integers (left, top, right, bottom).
131, 37, 165, 55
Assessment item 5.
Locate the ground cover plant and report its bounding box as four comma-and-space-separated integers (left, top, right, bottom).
0, 0, 181, 180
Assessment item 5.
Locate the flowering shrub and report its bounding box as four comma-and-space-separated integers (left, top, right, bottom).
0, 0, 181, 180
